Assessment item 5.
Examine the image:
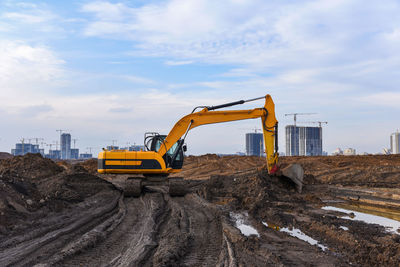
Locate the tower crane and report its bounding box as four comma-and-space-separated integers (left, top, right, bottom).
284, 113, 317, 126
300, 121, 328, 127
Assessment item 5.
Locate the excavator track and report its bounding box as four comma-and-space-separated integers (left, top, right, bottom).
168, 177, 186, 197
124, 178, 143, 197
123, 177, 187, 197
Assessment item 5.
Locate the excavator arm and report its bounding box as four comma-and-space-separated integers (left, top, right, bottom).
157, 94, 279, 173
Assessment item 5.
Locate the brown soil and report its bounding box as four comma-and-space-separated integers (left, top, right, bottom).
281, 155, 400, 187
0, 152, 13, 159
79, 158, 99, 174
0, 154, 399, 266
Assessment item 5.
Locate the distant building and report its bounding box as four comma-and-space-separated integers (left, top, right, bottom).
390, 131, 400, 154
343, 148, 356, 156
70, 148, 79, 159
245, 133, 264, 156
47, 150, 61, 159
118, 145, 145, 151
286, 125, 323, 156
285, 126, 300, 156
11, 143, 40, 156
332, 148, 343, 155
60, 133, 71, 160
129, 145, 145, 151
80, 153, 92, 159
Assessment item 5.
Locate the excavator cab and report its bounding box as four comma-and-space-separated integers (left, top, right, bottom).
145, 133, 185, 170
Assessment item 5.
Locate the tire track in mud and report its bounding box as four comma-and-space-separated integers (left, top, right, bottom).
59, 192, 226, 267
0, 191, 121, 267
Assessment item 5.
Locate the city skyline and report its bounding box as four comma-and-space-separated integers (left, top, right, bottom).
7, 126, 399, 157
0, 1, 399, 155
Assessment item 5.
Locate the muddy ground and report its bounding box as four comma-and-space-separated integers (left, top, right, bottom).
0, 153, 399, 266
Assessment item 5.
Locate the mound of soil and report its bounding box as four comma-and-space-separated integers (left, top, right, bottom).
181, 154, 400, 187
0, 152, 12, 160
198, 162, 400, 266
281, 155, 400, 187
78, 158, 98, 174
0, 153, 63, 180
199, 169, 316, 221
0, 154, 116, 235
174, 154, 265, 179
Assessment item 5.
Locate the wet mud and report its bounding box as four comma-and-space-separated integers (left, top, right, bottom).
0, 153, 399, 266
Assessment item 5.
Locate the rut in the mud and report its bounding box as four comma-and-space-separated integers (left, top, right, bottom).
1, 153, 400, 266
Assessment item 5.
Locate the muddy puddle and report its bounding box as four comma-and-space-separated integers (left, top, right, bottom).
323, 205, 400, 234
262, 222, 328, 251
230, 212, 260, 237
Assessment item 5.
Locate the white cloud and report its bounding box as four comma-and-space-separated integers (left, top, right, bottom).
2, 11, 53, 24
360, 92, 400, 108
0, 40, 65, 100
120, 74, 155, 84
164, 60, 193, 66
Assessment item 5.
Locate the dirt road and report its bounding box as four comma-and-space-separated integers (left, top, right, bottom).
1, 154, 399, 266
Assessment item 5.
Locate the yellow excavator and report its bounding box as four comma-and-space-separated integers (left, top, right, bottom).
98, 94, 303, 196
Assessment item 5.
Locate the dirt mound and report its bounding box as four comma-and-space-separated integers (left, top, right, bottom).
0, 153, 63, 180
174, 154, 265, 179
78, 158, 98, 174
0, 154, 116, 235
198, 166, 400, 266
199, 169, 315, 220
0, 152, 12, 160
281, 155, 400, 187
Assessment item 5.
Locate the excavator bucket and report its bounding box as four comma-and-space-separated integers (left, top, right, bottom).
280, 164, 304, 193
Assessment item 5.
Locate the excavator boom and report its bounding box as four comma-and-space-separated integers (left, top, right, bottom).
157, 94, 278, 173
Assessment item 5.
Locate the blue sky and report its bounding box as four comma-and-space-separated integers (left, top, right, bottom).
0, 0, 399, 155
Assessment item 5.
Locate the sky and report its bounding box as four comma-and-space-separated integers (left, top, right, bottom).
0, 0, 399, 156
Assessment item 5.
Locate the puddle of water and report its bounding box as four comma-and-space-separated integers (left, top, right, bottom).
262, 222, 328, 251
336, 203, 400, 222
230, 212, 260, 237
339, 226, 349, 231
322, 206, 400, 235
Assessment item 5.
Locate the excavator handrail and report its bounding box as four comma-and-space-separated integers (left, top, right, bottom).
157, 94, 279, 173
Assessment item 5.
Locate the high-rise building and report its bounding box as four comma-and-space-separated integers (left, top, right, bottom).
245, 133, 264, 156
70, 148, 79, 159
11, 143, 40, 156
286, 126, 300, 156
390, 131, 400, 154
129, 145, 145, 151
48, 150, 61, 159
79, 153, 92, 159
60, 133, 71, 159
286, 125, 323, 156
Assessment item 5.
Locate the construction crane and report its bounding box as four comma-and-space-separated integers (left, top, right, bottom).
284, 113, 317, 126
40, 142, 46, 149
56, 129, 66, 136
20, 138, 26, 155
240, 127, 262, 133
52, 141, 60, 151
86, 147, 97, 154
72, 139, 78, 149
30, 138, 44, 145
300, 121, 328, 128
